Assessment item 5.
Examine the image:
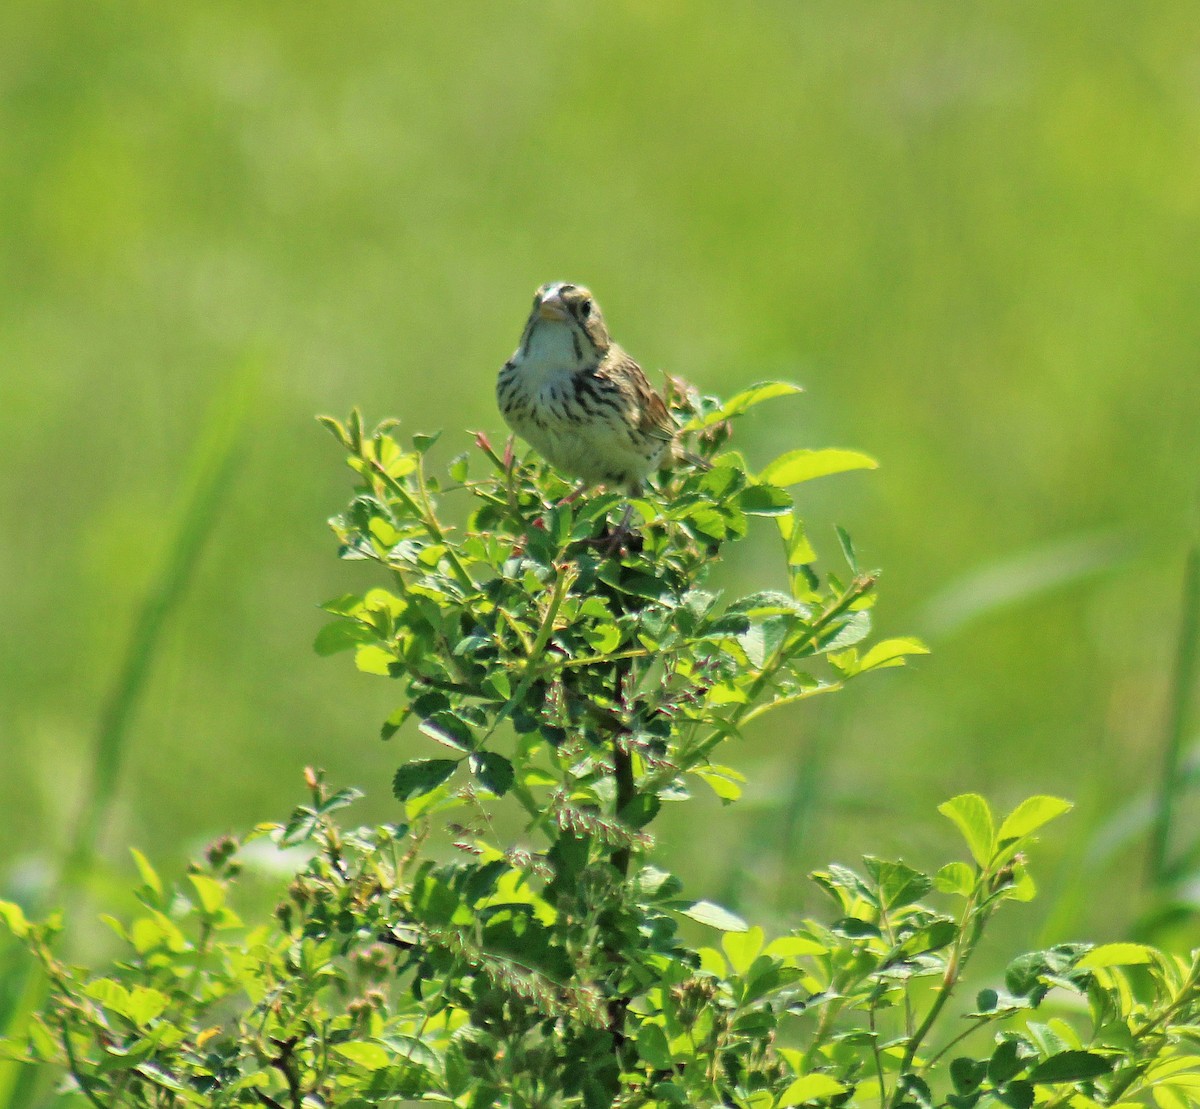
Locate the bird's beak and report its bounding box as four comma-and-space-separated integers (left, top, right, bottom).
537, 291, 569, 321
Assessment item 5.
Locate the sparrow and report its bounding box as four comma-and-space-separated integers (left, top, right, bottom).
496, 282, 676, 495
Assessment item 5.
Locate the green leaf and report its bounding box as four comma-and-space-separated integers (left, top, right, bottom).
684, 381, 803, 430
1027, 1050, 1113, 1083
835, 525, 858, 572
354, 644, 397, 676
392, 759, 458, 801
857, 637, 930, 672
314, 619, 371, 656
334, 1041, 392, 1070
779, 1074, 847, 1105
188, 874, 226, 915
0, 899, 29, 937
469, 751, 514, 796
125, 986, 169, 1027
996, 1080, 1033, 1109
1076, 943, 1156, 969
988, 1039, 1027, 1085
939, 794, 996, 866
691, 764, 746, 803
950, 1058, 988, 1094
419, 712, 475, 752
635, 1022, 672, 1070
677, 900, 748, 932
935, 862, 976, 896
760, 448, 878, 486
996, 796, 1073, 843
739, 483, 793, 517
722, 926, 764, 974
84, 979, 168, 1026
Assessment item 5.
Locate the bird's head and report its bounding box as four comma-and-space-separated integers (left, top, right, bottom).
519, 282, 612, 367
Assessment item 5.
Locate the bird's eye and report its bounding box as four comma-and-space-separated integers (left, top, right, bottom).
579, 298, 593, 317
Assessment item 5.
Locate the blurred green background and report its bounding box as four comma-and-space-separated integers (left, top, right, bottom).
2, 1, 1197, 943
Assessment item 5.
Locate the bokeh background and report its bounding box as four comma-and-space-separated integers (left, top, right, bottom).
3, 2, 1198, 950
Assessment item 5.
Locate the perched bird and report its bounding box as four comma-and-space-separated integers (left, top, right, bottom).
496, 282, 676, 495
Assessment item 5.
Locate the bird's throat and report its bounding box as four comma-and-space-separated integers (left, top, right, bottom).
519, 321, 594, 388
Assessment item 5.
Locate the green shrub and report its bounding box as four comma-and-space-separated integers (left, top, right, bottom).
2, 385, 1197, 1108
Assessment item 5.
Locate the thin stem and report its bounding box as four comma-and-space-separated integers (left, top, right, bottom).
60, 1018, 108, 1109
897, 885, 987, 1098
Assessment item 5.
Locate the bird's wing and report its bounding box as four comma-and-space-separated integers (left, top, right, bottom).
601, 350, 676, 443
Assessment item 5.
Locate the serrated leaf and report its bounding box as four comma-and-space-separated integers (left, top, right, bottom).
936, 864, 974, 897
678, 900, 748, 932
939, 794, 996, 866
418, 712, 475, 752
760, 448, 878, 486
1027, 1050, 1112, 1083
392, 759, 458, 801
996, 796, 1072, 844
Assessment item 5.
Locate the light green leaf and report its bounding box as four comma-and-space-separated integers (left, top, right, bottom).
764, 936, 828, 959
129, 848, 163, 899
939, 794, 995, 866
635, 1022, 673, 1070
691, 764, 746, 803
125, 986, 169, 1027
683, 381, 803, 430
723, 926, 764, 974
934, 861, 976, 897
188, 875, 225, 916
760, 448, 878, 487
0, 900, 29, 937
678, 900, 748, 932
313, 620, 371, 656
779, 1073, 847, 1105
1077, 943, 1157, 970
334, 1041, 392, 1070
354, 644, 396, 676
857, 637, 930, 672
997, 796, 1073, 843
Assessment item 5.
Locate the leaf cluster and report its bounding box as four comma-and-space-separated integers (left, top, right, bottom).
1, 384, 1196, 1108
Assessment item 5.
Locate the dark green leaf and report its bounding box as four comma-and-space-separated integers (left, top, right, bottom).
996, 1080, 1033, 1109
469, 751, 513, 796
835, 525, 858, 572
1027, 1051, 1113, 1084
418, 712, 475, 752
950, 1058, 987, 1094
738, 483, 792, 517
987, 1039, 1027, 1085
392, 759, 458, 801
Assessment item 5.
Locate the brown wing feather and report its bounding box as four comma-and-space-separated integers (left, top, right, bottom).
601, 347, 676, 443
